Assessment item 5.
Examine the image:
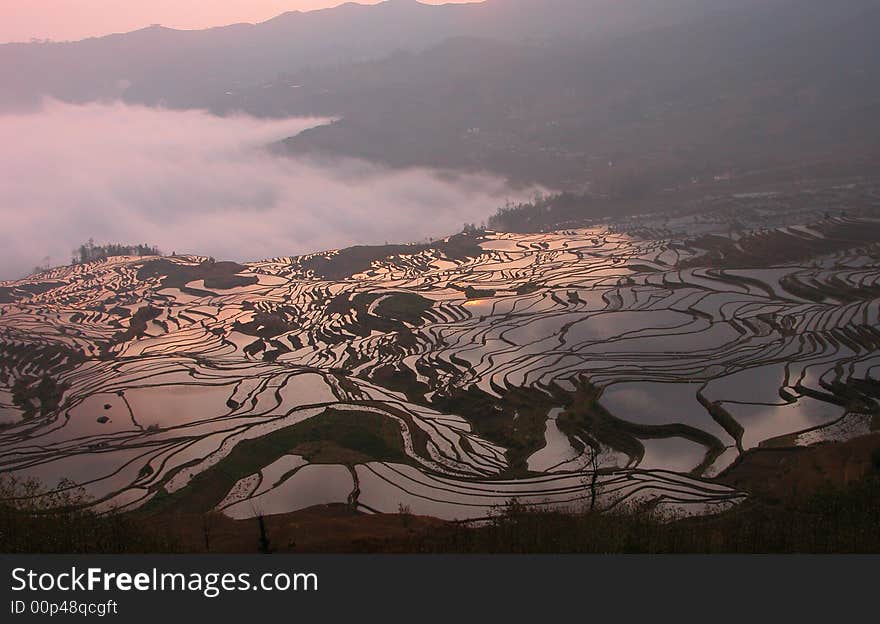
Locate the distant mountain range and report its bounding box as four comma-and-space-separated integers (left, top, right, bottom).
3, 0, 879, 191
0, 0, 768, 111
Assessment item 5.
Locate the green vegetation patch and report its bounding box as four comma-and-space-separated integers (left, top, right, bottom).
289, 408, 408, 464
11, 374, 68, 420
137, 258, 257, 292
432, 385, 553, 475
373, 292, 432, 325
108, 305, 161, 346
233, 309, 299, 338
300, 233, 485, 281
463, 286, 496, 300
0, 282, 65, 303
146, 408, 407, 514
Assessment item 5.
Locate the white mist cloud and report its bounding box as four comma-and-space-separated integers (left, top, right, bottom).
0, 101, 532, 280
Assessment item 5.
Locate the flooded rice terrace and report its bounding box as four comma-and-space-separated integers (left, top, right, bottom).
1, 210, 880, 520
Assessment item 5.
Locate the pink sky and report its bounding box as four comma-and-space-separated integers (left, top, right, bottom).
1, 1, 476, 43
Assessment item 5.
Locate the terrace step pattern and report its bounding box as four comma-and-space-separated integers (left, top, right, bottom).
1, 217, 879, 519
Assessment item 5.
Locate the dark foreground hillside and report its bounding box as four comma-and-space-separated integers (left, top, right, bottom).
3, 433, 879, 554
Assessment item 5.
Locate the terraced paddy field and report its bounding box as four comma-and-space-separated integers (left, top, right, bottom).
2, 211, 880, 527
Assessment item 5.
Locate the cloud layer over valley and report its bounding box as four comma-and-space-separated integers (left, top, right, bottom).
0, 101, 529, 279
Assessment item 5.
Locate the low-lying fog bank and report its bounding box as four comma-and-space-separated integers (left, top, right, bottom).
0, 101, 536, 280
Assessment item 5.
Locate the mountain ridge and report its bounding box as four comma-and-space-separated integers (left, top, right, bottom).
0, 0, 760, 110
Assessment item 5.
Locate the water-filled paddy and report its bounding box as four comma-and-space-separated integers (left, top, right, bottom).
0, 217, 876, 520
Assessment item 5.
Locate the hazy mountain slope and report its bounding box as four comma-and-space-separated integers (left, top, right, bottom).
0, 0, 758, 111
3, 0, 877, 192
274, 0, 880, 189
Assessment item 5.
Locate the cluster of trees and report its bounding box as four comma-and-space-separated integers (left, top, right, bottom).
488, 192, 594, 233
460, 222, 485, 235
72, 239, 161, 265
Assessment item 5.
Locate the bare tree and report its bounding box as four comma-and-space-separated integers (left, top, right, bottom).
257, 514, 273, 554
584, 440, 614, 512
